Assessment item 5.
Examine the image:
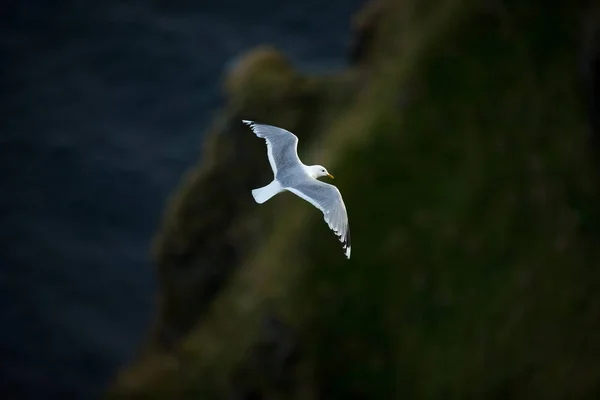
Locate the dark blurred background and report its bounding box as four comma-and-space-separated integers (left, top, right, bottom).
1, 1, 364, 398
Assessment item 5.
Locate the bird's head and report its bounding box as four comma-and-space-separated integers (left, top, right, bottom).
309, 165, 334, 180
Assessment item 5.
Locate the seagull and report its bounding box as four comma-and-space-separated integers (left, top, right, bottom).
243, 120, 351, 259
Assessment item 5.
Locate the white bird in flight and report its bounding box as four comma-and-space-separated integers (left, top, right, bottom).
243, 120, 351, 259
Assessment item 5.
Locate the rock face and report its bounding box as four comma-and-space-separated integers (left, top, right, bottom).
108, 0, 600, 398
145, 45, 361, 352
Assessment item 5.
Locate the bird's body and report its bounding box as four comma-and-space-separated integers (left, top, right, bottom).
243, 120, 351, 259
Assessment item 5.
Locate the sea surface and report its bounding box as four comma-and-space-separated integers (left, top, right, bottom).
0, 0, 364, 398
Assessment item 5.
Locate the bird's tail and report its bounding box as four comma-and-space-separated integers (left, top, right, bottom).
252, 180, 283, 204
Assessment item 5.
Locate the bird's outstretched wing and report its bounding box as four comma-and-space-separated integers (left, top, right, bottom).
243, 120, 300, 177
285, 177, 351, 259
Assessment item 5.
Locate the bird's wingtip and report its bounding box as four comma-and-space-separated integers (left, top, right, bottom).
242, 119, 253, 125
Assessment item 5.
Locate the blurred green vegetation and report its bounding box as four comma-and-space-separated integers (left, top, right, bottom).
108, 0, 600, 398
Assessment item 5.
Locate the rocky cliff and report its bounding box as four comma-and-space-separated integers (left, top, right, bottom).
107, 0, 600, 398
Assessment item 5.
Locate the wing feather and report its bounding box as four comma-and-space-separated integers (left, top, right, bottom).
243, 120, 299, 177
286, 179, 351, 259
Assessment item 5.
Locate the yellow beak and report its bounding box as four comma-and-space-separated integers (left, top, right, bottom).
327, 173, 334, 179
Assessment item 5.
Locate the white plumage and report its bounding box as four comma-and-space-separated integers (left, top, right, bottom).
243, 120, 351, 259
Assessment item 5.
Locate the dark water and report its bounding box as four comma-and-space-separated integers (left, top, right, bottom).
1, 1, 364, 398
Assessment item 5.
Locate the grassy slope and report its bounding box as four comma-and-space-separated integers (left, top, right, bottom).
297, 2, 600, 398
109, 0, 600, 398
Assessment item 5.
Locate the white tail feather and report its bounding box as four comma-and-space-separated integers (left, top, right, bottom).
251, 180, 283, 204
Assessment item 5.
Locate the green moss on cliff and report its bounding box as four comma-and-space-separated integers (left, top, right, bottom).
108, 0, 600, 398
294, 4, 600, 397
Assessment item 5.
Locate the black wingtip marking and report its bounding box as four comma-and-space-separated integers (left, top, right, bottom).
342, 225, 351, 259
